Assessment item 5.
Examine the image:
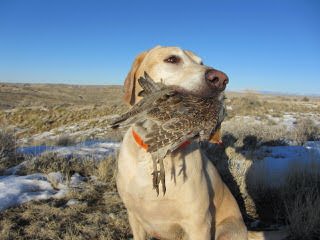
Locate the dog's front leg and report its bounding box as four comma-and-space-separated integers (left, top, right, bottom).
182, 213, 212, 240
128, 211, 147, 240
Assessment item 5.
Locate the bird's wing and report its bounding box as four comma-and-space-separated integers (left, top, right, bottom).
109, 103, 146, 128
143, 94, 203, 152
109, 87, 175, 128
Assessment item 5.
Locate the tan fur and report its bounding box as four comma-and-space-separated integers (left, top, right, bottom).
123, 51, 148, 105
117, 46, 286, 240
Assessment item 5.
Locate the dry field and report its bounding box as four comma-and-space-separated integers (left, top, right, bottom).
1, 83, 320, 239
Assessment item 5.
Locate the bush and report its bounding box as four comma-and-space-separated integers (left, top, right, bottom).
22, 152, 94, 179
0, 129, 22, 173
281, 162, 320, 240
0, 129, 15, 160
21, 152, 117, 187
96, 155, 117, 187
222, 119, 288, 149
291, 118, 320, 145
55, 135, 75, 146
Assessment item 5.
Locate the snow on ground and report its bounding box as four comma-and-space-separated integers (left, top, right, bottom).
250, 141, 320, 186
18, 115, 115, 145
1, 137, 320, 211
0, 172, 86, 211
18, 140, 120, 160
1, 140, 120, 212
0, 174, 62, 211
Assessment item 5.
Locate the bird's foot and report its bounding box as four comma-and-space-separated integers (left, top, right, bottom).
159, 159, 166, 195
151, 170, 160, 196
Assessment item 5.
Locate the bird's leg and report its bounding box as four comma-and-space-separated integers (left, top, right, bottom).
151, 156, 159, 196
159, 157, 166, 195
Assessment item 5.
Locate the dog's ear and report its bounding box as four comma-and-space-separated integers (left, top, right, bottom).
123, 51, 147, 106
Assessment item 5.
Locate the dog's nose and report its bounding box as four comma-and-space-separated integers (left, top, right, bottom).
205, 69, 229, 91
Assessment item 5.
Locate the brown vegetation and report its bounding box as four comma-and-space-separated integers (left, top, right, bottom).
0, 152, 131, 240
1, 84, 320, 239
0, 129, 24, 173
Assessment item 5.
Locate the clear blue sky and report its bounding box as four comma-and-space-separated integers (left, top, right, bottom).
0, 0, 319, 94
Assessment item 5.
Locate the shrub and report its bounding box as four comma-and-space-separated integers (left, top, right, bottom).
21, 152, 95, 180
291, 118, 320, 145
0, 129, 22, 173
222, 119, 288, 149
96, 155, 117, 187
55, 135, 75, 146
281, 162, 320, 240
21, 152, 118, 187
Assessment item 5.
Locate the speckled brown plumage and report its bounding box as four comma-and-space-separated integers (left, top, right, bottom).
111, 72, 226, 195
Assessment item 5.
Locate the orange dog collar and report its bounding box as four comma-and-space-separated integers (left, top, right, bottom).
132, 129, 149, 150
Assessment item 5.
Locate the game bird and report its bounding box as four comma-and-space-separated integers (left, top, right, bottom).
110, 72, 226, 195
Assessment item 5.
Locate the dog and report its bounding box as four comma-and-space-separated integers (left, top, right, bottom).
116, 46, 287, 240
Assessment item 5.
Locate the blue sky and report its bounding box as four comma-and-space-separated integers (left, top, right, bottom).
0, 0, 319, 94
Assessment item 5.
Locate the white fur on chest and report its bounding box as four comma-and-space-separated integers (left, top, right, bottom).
117, 127, 212, 210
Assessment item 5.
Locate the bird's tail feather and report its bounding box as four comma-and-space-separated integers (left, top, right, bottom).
137, 72, 164, 96
109, 114, 140, 129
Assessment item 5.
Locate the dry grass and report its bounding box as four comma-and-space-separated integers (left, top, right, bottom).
281, 162, 320, 240
0, 128, 24, 173
290, 118, 320, 145
207, 118, 320, 226
0, 129, 16, 167
0, 83, 128, 139
0, 104, 128, 139
0, 185, 130, 240
223, 115, 320, 149
0, 151, 131, 240
210, 144, 320, 240
1, 84, 320, 239
222, 120, 288, 149
226, 92, 320, 119
19, 152, 118, 185
0, 83, 124, 110
55, 134, 76, 146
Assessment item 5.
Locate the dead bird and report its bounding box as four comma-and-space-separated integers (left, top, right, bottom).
110, 72, 226, 195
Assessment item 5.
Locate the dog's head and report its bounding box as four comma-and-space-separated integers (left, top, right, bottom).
123, 46, 229, 106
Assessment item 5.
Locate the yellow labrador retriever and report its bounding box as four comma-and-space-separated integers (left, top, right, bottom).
116, 46, 286, 240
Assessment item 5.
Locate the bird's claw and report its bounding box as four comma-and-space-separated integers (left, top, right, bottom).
152, 170, 160, 195
159, 158, 166, 195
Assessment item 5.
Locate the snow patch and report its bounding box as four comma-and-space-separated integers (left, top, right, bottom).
0, 174, 61, 211
0, 172, 86, 211
18, 140, 120, 160
253, 141, 320, 186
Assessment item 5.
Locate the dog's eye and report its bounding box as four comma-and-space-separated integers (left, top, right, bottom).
164, 55, 181, 64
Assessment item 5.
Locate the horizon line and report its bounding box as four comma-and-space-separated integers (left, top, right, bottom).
1, 81, 319, 97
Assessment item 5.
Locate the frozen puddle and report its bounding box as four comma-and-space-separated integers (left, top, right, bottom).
18, 140, 121, 160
